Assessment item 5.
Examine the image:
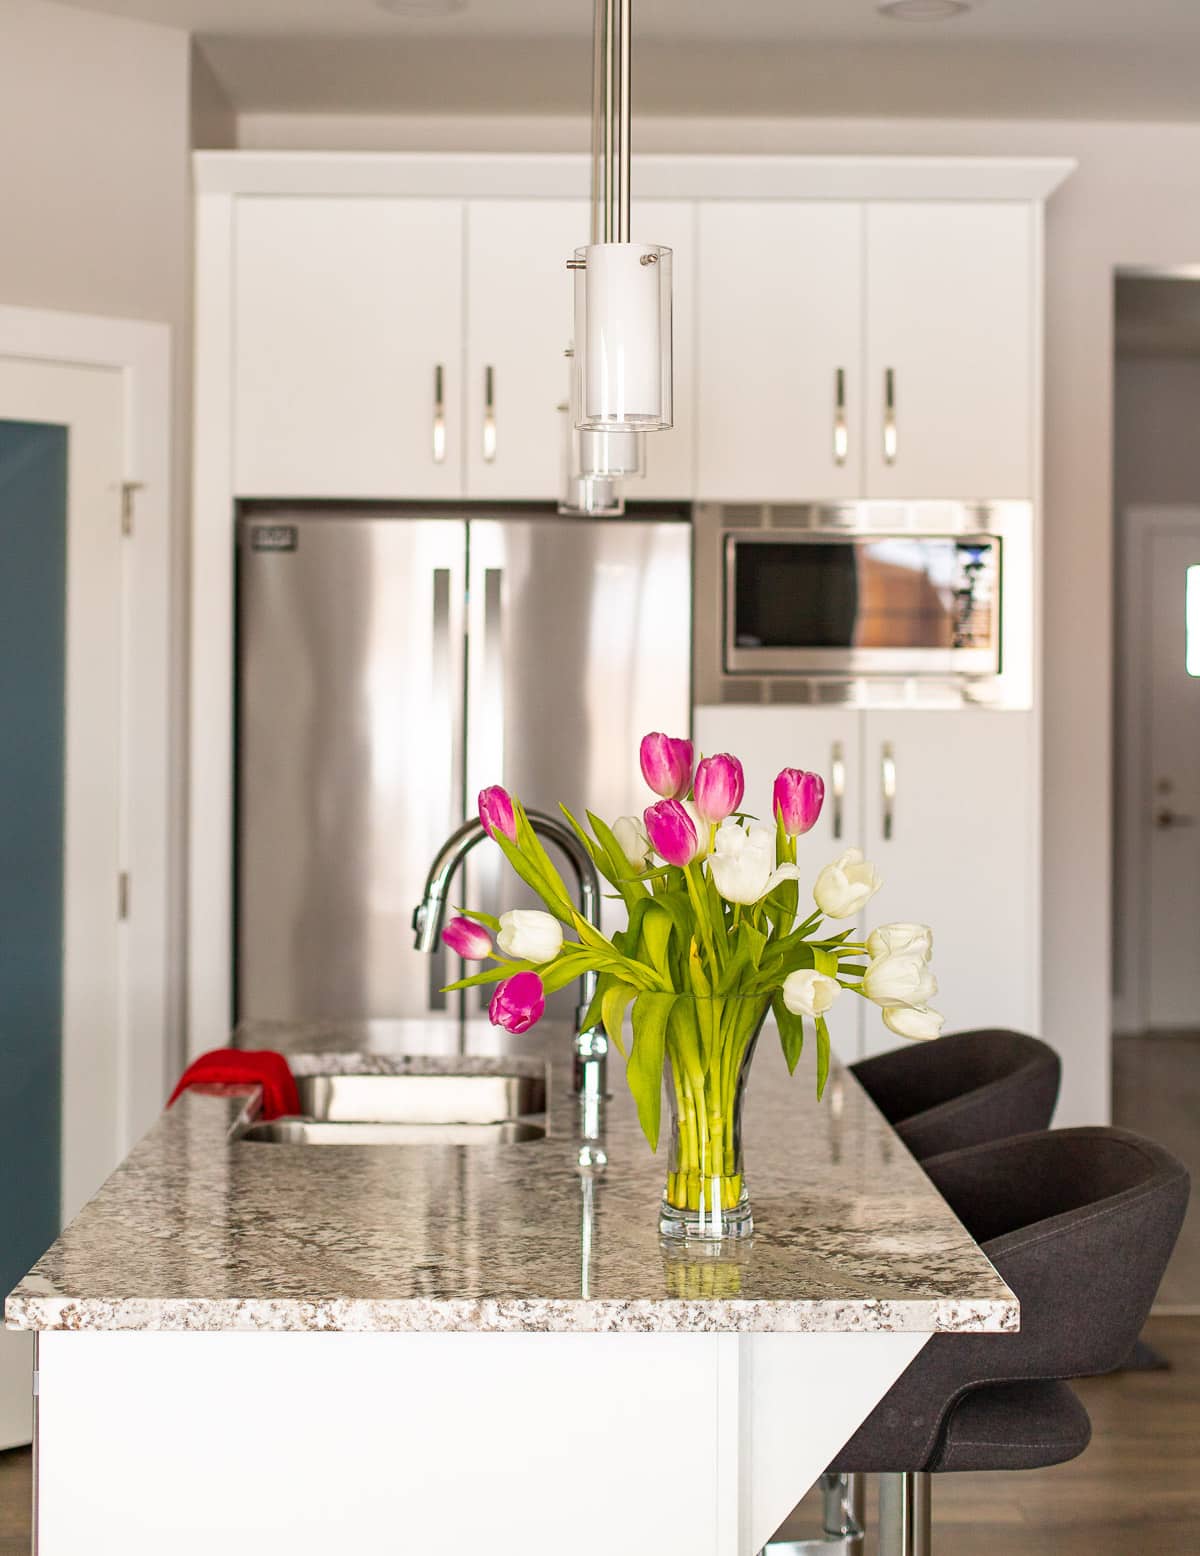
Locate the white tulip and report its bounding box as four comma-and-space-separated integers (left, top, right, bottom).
782, 968, 842, 1019
613, 814, 652, 873
813, 848, 882, 919
863, 950, 938, 1009
867, 922, 934, 963
496, 908, 563, 964
707, 818, 803, 906
883, 1005, 945, 1041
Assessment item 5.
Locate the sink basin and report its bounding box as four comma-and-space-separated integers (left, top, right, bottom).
234, 1064, 548, 1146
239, 1118, 545, 1146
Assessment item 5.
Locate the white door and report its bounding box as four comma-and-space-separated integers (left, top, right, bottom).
635, 200, 696, 501
695, 202, 865, 501
861, 710, 1038, 1058
864, 202, 1033, 499
0, 359, 125, 1447
1145, 529, 1200, 1025
234, 197, 465, 498
694, 706, 865, 1063
464, 199, 588, 499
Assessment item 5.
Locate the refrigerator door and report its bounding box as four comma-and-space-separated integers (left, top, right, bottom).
464, 516, 692, 1008
237, 512, 466, 1022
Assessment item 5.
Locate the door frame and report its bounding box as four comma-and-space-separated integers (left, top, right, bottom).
0, 304, 173, 1160
1114, 505, 1200, 1035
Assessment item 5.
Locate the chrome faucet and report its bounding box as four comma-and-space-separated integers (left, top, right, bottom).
412, 810, 607, 1102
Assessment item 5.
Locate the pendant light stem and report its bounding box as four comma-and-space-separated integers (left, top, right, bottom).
591, 0, 632, 246
617, 0, 631, 243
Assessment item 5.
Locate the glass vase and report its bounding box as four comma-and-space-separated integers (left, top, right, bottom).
659, 996, 771, 1242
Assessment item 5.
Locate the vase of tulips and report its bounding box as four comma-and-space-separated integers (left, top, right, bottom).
442, 734, 943, 1241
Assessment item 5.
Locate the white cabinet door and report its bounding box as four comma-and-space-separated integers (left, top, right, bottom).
696, 202, 865, 502
694, 705, 865, 1062
864, 203, 1034, 500
860, 710, 1038, 1057
634, 200, 695, 500
464, 199, 588, 500
234, 198, 465, 499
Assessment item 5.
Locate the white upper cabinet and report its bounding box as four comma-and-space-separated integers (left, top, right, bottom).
464, 200, 588, 500
634, 199, 696, 501
234, 198, 465, 499
696, 202, 865, 502
863, 202, 1034, 499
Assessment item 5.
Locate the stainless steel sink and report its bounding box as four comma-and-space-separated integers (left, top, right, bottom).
234, 1065, 547, 1146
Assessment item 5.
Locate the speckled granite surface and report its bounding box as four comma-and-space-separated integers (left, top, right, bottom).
6, 1018, 1017, 1335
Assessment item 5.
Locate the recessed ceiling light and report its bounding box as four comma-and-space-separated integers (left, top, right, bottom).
375, 0, 467, 16
878, 0, 972, 19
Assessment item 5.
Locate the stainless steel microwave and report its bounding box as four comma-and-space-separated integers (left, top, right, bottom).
695, 501, 1034, 709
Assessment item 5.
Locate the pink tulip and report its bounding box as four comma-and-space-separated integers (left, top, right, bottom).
478, 785, 517, 842
488, 970, 546, 1034
639, 732, 694, 799
442, 916, 493, 960
643, 798, 701, 867
773, 768, 825, 837
693, 753, 745, 825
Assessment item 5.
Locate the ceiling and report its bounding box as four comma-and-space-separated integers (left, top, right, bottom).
54, 0, 1200, 120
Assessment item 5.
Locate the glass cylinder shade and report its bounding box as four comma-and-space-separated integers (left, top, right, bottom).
574, 243, 673, 431
558, 402, 624, 517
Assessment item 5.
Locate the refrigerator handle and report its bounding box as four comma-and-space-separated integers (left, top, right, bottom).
427, 565, 458, 1012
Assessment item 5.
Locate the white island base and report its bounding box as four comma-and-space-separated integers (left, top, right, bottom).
36, 1329, 928, 1555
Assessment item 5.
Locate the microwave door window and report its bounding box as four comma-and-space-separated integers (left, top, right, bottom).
734, 542, 859, 648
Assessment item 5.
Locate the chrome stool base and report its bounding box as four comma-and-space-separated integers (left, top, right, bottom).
760, 1472, 865, 1556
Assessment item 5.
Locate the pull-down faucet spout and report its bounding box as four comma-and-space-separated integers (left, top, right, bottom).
412, 810, 607, 1101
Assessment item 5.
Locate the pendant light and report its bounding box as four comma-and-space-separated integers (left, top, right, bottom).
558, 347, 640, 517
570, 0, 673, 435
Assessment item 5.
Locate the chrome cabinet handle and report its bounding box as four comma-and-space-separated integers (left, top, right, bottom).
881, 741, 896, 841
428, 566, 454, 1010
432, 364, 447, 464
833, 368, 848, 466
831, 740, 846, 841
1156, 808, 1196, 829
482, 366, 497, 463
883, 368, 898, 465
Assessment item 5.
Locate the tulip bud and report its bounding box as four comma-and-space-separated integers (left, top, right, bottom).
478, 785, 517, 842
781, 968, 842, 1018
643, 798, 701, 867
867, 923, 933, 963
613, 814, 652, 872
863, 951, 938, 1009
488, 970, 546, 1035
882, 1005, 945, 1041
639, 732, 694, 799
496, 908, 563, 965
813, 848, 882, 919
774, 769, 825, 837
693, 753, 746, 825
442, 916, 493, 960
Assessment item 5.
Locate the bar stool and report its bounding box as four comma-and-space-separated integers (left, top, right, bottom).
763, 1127, 1189, 1556
851, 1028, 1061, 1160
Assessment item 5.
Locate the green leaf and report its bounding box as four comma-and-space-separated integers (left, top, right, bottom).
601, 982, 638, 1059
813, 946, 839, 978
641, 903, 675, 978
815, 1015, 832, 1100
772, 990, 806, 1075
453, 907, 501, 932
627, 992, 677, 1152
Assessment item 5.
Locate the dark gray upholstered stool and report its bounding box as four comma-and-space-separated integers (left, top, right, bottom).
762, 1127, 1189, 1556
851, 1028, 1061, 1161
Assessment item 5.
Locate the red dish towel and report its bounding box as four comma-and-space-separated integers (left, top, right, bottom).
167, 1049, 301, 1121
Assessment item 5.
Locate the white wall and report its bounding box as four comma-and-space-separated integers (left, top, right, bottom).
0, 0, 192, 1075
239, 109, 1200, 1126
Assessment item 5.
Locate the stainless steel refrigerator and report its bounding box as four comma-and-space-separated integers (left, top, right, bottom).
235, 507, 692, 1025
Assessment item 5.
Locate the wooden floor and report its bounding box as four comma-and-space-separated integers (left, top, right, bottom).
1113, 1032, 1200, 1308
0, 1318, 1196, 1553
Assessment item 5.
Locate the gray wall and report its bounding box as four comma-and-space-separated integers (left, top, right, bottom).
1115, 354, 1200, 516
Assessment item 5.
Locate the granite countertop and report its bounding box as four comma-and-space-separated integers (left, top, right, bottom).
5, 1018, 1018, 1335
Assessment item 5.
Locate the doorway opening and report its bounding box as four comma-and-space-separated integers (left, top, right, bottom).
1112, 268, 1200, 1311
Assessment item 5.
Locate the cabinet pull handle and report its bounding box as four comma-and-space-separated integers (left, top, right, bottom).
831, 740, 846, 841
482, 366, 497, 463
833, 368, 848, 466
432, 364, 447, 464
883, 368, 898, 465
881, 741, 896, 841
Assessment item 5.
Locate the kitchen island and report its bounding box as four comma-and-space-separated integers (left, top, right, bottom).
7, 1020, 1016, 1555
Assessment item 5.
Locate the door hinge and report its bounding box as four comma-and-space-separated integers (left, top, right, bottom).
120, 481, 143, 537
117, 871, 131, 921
